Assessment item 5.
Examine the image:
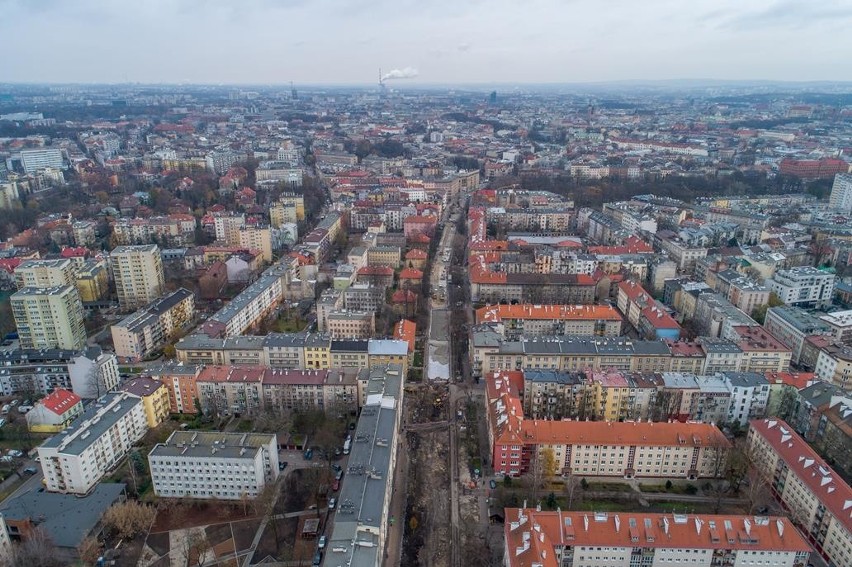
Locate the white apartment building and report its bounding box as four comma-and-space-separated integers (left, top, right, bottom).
748, 419, 852, 567
721, 372, 770, 427
14, 258, 76, 289
829, 172, 852, 212
767, 267, 836, 309
819, 309, 852, 345
67, 346, 121, 399
148, 431, 279, 500
111, 244, 165, 311
504, 508, 811, 567
37, 393, 148, 495
11, 285, 87, 350
20, 148, 64, 173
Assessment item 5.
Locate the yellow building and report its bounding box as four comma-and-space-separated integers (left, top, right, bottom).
238, 225, 273, 263
119, 376, 170, 427
76, 259, 110, 302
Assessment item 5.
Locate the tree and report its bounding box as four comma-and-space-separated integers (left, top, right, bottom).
540, 447, 558, 482
102, 501, 156, 539
77, 536, 102, 565
562, 472, 581, 509
9, 528, 62, 567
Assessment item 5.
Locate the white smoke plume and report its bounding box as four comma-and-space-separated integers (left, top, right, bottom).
382, 67, 419, 81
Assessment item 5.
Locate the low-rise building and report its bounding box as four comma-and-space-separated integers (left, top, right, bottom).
748, 418, 852, 567
149, 431, 279, 500
37, 393, 147, 495
25, 388, 83, 433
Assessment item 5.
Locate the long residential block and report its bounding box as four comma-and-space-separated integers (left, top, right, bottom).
149, 431, 279, 500
37, 393, 148, 495
504, 508, 811, 567
747, 418, 852, 567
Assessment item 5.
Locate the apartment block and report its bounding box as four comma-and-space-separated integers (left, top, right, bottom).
729, 325, 793, 374
75, 259, 109, 303
767, 267, 836, 309
67, 346, 121, 399
819, 309, 852, 345
325, 310, 375, 339
326, 364, 403, 566
37, 393, 148, 495
721, 372, 770, 426
119, 377, 170, 428
748, 419, 852, 566
471, 334, 673, 378
504, 508, 811, 567
487, 373, 730, 479
475, 304, 622, 339
764, 306, 833, 365
11, 285, 86, 350
111, 288, 195, 362
146, 363, 204, 414
814, 343, 852, 391
111, 244, 165, 311
149, 431, 279, 500
14, 258, 76, 289
829, 172, 852, 212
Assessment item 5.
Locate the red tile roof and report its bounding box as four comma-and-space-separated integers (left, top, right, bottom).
750, 418, 852, 535
40, 388, 81, 416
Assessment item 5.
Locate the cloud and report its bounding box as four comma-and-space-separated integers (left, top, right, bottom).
381, 67, 419, 81
716, 0, 852, 30
457, 42, 472, 52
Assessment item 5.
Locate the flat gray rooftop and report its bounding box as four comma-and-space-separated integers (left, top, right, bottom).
327, 364, 402, 566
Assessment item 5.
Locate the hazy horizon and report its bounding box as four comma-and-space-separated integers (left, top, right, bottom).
2, 0, 852, 85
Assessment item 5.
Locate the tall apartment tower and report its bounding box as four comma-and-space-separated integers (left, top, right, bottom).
11, 285, 87, 350
111, 244, 165, 311
829, 173, 852, 212
14, 258, 77, 289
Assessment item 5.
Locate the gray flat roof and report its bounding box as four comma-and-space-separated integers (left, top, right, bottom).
40, 393, 140, 456
150, 431, 275, 460
328, 364, 402, 566
0, 483, 126, 549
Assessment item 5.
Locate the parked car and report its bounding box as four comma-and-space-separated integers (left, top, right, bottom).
334, 470, 343, 481
328, 497, 336, 510
303, 448, 313, 460
7, 450, 22, 458
332, 480, 339, 492
489, 479, 497, 490
278, 461, 288, 471
23, 467, 37, 475
312, 551, 322, 566
332, 464, 342, 472
318, 535, 326, 550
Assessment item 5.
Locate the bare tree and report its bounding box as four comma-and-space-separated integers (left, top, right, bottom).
77, 536, 102, 566
9, 528, 62, 567
102, 501, 156, 539
562, 472, 581, 510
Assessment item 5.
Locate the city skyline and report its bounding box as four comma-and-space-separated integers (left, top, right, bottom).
2, 0, 852, 85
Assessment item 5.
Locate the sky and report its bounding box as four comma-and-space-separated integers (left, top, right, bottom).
1, 0, 851, 85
